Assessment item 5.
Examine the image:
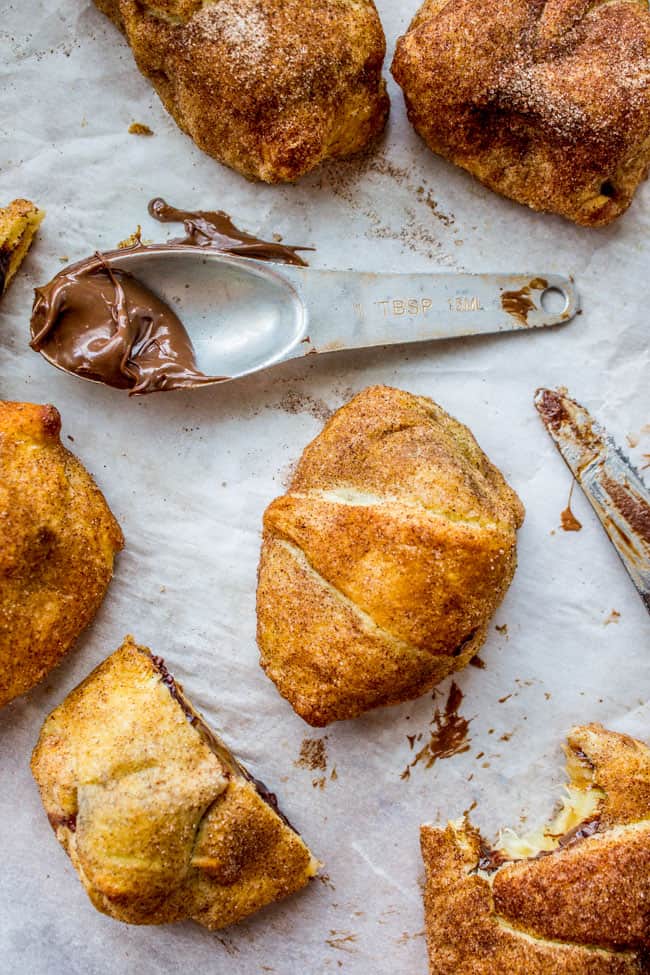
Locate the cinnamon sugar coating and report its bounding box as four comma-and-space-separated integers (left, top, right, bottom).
31, 638, 318, 928
95, 0, 389, 182
0, 402, 123, 707
392, 0, 650, 226
257, 386, 524, 726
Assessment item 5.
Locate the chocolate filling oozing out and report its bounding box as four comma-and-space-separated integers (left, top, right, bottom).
150, 654, 295, 831
0, 250, 10, 295
477, 815, 602, 873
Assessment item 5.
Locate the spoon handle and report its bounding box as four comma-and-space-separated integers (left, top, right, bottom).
273, 267, 579, 357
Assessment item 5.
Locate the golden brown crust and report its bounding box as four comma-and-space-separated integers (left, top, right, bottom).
95, 0, 389, 182
257, 385, 524, 726
0, 401, 123, 707
31, 637, 318, 929
0, 199, 45, 294
569, 724, 650, 828
391, 0, 650, 226
420, 724, 650, 974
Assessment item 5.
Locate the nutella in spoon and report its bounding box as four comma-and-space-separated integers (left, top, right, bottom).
30, 203, 312, 394
30, 253, 220, 394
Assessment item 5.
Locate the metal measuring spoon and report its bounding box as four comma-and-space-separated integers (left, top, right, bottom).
31, 244, 578, 393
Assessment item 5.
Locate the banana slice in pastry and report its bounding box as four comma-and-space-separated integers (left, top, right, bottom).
420, 724, 650, 974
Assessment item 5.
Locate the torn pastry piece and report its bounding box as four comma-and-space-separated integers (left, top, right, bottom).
31, 638, 318, 928
0, 402, 123, 707
257, 385, 524, 726
421, 724, 650, 974
94, 0, 389, 183
0, 199, 44, 295
392, 0, 650, 226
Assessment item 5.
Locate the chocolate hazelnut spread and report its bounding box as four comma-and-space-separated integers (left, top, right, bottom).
501, 278, 548, 326
30, 253, 223, 395
148, 198, 311, 266
30, 201, 313, 394
0, 250, 10, 295
478, 816, 602, 874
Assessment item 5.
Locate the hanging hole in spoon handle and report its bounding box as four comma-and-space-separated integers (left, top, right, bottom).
541, 286, 570, 316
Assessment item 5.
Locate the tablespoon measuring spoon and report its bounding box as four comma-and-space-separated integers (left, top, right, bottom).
34, 245, 579, 386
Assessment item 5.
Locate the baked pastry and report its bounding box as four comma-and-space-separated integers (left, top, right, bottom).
0, 402, 123, 707
421, 724, 650, 974
257, 385, 524, 726
31, 637, 318, 928
0, 199, 44, 296
94, 0, 389, 183
391, 0, 650, 226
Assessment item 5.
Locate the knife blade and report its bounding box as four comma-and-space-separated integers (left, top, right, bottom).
535, 387, 650, 615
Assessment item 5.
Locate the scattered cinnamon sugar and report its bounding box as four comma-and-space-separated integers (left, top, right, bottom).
470, 655, 486, 669
604, 609, 621, 626
278, 390, 332, 423
326, 931, 357, 952
313, 151, 459, 265
296, 737, 327, 771
395, 929, 426, 945
400, 682, 471, 779
128, 122, 154, 136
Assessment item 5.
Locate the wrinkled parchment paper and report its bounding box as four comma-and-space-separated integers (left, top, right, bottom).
2, 2, 650, 972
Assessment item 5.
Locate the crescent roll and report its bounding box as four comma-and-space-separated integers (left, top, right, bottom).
257, 386, 524, 726
0, 401, 123, 707
421, 724, 650, 974
31, 638, 318, 928
94, 0, 389, 182
392, 0, 650, 226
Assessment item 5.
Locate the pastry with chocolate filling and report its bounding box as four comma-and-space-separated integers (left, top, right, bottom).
257, 385, 524, 726
0, 402, 123, 708
391, 0, 650, 226
31, 637, 319, 928
421, 724, 650, 974
93, 0, 389, 183
0, 199, 44, 295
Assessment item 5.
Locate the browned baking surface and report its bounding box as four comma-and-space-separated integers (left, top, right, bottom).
0, 402, 123, 707
95, 0, 389, 182
31, 637, 318, 928
420, 724, 650, 973
392, 0, 650, 226
257, 385, 524, 726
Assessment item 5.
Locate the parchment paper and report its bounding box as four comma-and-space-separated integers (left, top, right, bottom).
1, 2, 650, 972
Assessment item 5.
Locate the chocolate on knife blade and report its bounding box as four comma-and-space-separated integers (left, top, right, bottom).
535, 388, 650, 615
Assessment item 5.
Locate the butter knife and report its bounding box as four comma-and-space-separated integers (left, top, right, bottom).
535, 388, 650, 614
